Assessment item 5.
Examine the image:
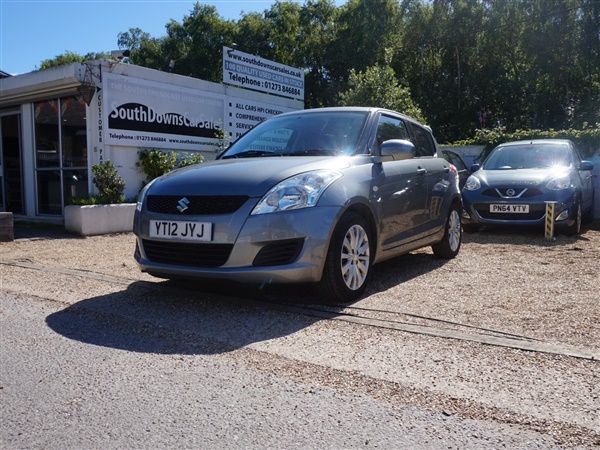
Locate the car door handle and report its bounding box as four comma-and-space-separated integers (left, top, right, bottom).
417, 168, 427, 175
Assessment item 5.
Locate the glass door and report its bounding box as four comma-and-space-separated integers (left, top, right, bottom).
0, 113, 24, 214
34, 96, 88, 215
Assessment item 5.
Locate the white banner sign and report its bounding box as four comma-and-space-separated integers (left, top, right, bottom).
223, 47, 304, 100
226, 98, 295, 140
103, 73, 225, 151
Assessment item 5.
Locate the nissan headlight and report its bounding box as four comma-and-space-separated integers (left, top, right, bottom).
251, 170, 342, 215
464, 175, 481, 191
546, 174, 572, 190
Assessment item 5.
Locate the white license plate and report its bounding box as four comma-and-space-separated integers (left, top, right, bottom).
490, 204, 529, 213
150, 220, 212, 241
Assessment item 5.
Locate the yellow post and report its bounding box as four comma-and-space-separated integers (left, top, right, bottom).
545, 201, 556, 241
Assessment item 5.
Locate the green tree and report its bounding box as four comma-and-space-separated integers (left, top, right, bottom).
298, 0, 340, 107
38, 50, 110, 69
157, 3, 236, 81
328, 0, 404, 93
339, 55, 425, 123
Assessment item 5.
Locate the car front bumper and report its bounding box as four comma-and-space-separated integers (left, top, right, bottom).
461, 190, 578, 228
134, 204, 342, 285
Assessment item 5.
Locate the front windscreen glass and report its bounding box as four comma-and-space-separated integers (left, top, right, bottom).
221, 111, 368, 159
483, 144, 572, 170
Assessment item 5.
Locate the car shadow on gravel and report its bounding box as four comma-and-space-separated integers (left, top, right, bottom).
45, 251, 450, 356
45, 279, 322, 355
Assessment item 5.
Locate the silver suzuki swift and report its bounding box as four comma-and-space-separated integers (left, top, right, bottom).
134, 107, 462, 302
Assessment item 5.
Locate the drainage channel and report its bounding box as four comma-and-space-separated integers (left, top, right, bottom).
2, 259, 598, 361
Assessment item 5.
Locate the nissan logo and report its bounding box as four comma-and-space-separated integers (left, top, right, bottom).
506, 189, 516, 197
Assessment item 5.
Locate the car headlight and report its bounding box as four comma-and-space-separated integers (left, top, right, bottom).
464, 175, 481, 191
546, 174, 572, 190
251, 170, 342, 215
136, 178, 157, 212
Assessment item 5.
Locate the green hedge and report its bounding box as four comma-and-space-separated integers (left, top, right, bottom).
446, 124, 600, 160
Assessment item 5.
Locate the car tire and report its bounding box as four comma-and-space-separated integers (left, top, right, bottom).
564, 200, 582, 236
432, 203, 462, 259
317, 212, 373, 303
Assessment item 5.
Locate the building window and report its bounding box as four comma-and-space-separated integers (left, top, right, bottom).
34, 96, 88, 215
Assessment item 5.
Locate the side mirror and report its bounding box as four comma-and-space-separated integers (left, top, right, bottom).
380, 139, 415, 161
580, 160, 593, 171
470, 163, 481, 172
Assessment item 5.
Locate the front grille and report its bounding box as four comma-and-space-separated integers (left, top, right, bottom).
142, 239, 233, 267
481, 188, 543, 199
147, 195, 249, 215
253, 239, 304, 267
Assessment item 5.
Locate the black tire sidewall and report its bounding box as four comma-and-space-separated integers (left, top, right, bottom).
318, 212, 373, 303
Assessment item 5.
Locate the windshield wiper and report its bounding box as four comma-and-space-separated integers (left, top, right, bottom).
287, 148, 336, 156
221, 150, 277, 159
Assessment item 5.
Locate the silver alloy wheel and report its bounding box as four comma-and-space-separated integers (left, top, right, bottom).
448, 209, 461, 252
340, 224, 370, 291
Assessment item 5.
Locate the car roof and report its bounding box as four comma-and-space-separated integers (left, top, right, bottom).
498, 139, 573, 147
275, 106, 425, 126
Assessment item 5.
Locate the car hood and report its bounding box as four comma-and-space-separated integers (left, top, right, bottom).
475, 168, 569, 187
149, 156, 353, 196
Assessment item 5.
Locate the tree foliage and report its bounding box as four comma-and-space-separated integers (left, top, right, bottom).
339, 51, 425, 122
43, 0, 600, 143
38, 50, 110, 70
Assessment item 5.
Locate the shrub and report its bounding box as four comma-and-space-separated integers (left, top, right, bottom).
446, 124, 600, 161
91, 160, 126, 204
137, 148, 205, 187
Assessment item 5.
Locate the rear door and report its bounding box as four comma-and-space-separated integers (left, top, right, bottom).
407, 122, 451, 228
372, 113, 429, 250
572, 143, 594, 212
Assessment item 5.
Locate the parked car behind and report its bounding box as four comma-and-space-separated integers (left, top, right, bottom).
134, 107, 463, 302
461, 139, 594, 235
442, 149, 471, 189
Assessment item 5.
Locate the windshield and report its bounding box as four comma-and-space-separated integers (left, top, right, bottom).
221, 111, 369, 159
483, 144, 573, 170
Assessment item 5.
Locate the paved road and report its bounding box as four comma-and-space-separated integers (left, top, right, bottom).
2, 288, 577, 450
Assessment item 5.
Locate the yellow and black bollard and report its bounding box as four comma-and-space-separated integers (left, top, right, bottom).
545, 201, 556, 241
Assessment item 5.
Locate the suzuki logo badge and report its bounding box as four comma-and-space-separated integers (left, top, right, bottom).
177, 197, 190, 213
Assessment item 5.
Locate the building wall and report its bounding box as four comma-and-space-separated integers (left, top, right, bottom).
0, 60, 303, 218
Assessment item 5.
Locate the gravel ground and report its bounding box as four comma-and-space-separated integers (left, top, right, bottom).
1, 221, 599, 447
4, 222, 599, 351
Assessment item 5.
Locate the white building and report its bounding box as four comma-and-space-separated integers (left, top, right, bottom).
0, 58, 303, 221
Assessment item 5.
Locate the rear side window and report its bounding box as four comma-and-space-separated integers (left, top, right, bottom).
409, 124, 436, 157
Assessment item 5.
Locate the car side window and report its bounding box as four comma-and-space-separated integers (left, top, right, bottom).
408, 123, 436, 157
444, 152, 466, 171
571, 143, 583, 164
375, 115, 410, 149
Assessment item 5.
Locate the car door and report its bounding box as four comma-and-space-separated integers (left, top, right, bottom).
442, 150, 470, 189
572, 144, 594, 211
407, 122, 450, 229
372, 113, 429, 250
